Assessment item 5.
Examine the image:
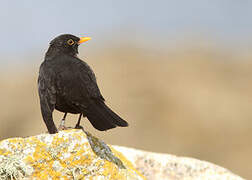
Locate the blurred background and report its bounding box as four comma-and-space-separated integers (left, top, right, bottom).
0, 0, 252, 178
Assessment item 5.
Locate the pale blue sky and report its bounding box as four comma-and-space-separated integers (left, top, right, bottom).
1, 0, 252, 62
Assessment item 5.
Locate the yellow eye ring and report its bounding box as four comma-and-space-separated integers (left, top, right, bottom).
67, 39, 75, 46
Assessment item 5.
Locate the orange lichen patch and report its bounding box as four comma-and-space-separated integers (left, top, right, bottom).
33, 145, 50, 160
51, 136, 65, 146
8, 138, 25, 150
102, 160, 121, 178
24, 155, 33, 164
72, 130, 83, 140
111, 146, 147, 179
0, 148, 11, 156
0, 130, 145, 179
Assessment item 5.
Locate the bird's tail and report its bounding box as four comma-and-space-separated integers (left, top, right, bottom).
86, 100, 128, 131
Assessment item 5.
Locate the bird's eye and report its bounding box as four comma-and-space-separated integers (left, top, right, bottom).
67, 39, 75, 46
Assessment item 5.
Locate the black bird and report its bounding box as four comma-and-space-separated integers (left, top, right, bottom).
38, 34, 128, 134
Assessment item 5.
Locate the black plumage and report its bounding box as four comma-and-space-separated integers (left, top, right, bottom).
38, 34, 128, 134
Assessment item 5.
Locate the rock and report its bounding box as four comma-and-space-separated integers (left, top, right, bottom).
114, 146, 244, 180
0, 129, 144, 179
0, 129, 244, 180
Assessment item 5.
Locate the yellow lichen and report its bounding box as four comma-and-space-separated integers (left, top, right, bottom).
0, 149, 11, 156
0, 130, 145, 179
111, 146, 147, 180
24, 155, 33, 164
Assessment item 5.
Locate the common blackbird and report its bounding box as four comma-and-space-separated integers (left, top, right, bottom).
38, 34, 128, 134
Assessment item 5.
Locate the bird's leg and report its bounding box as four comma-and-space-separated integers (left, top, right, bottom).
58, 113, 68, 130
75, 113, 84, 129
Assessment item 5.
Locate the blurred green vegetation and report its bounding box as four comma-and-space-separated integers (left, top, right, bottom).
0, 42, 251, 178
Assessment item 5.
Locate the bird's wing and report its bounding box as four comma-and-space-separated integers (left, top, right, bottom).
57, 57, 104, 102
38, 63, 58, 133
77, 59, 104, 101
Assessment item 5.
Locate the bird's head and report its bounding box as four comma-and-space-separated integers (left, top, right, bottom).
47, 34, 91, 57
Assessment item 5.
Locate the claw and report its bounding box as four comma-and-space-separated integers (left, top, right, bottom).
75, 124, 84, 130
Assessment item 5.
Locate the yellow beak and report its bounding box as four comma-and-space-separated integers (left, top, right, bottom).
78, 37, 91, 44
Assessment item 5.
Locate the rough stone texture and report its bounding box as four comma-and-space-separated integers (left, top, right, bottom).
0, 129, 244, 180
0, 129, 144, 180
114, 146, 244, 180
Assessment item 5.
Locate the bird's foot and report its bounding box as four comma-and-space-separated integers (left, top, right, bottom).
58, 124, 70, 131
75, 124, 84, 130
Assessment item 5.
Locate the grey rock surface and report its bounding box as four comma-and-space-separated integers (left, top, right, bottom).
0, 129, 244, 180
114, 146, 244, 180
0, 130, 144, 180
